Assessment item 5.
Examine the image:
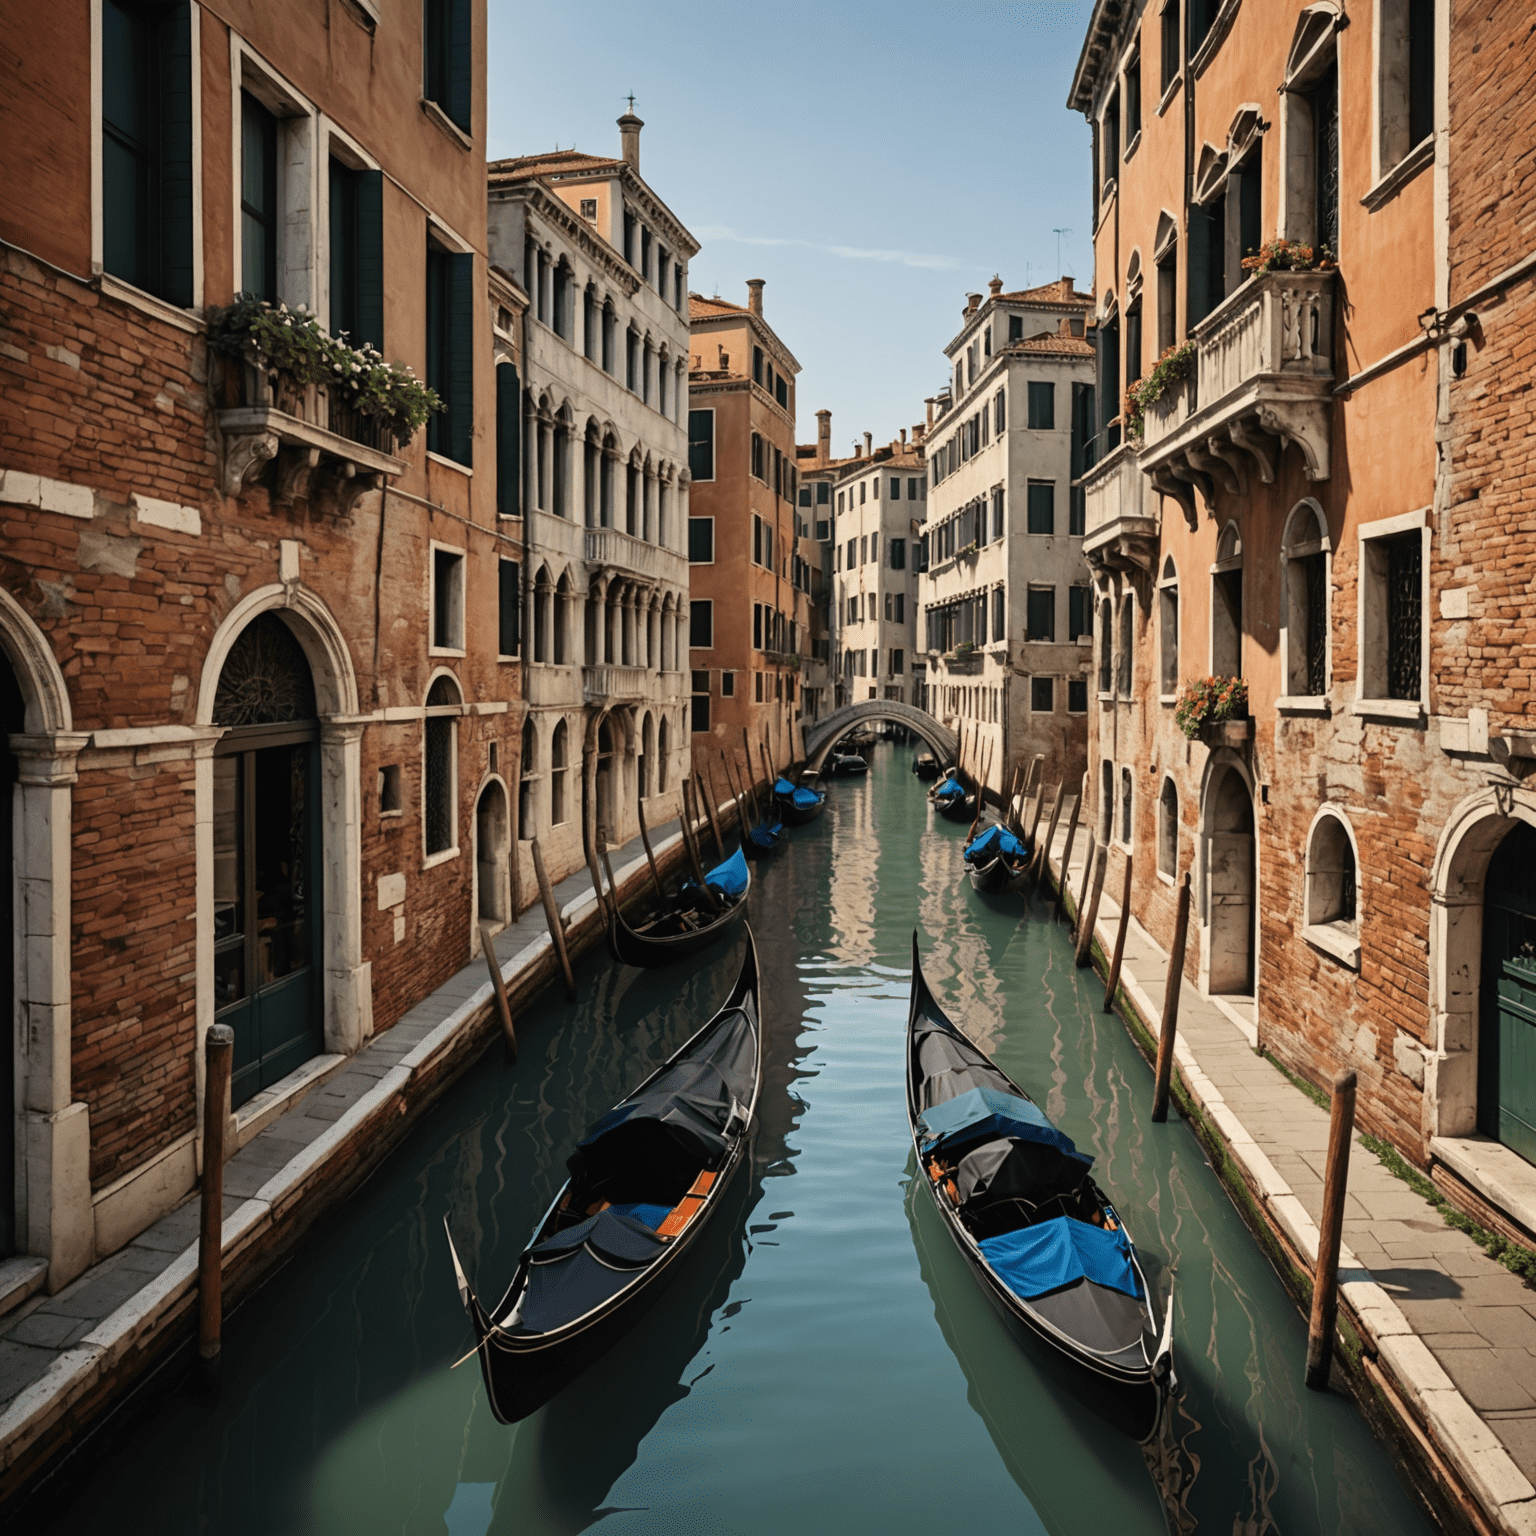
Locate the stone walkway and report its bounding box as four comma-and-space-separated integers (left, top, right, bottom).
1049, 813, 1536, 1534
0, 811, 695, 1501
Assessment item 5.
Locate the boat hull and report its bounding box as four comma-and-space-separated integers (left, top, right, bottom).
608, 892, 748, 968
776, 794, 825, 826
933, 794, 975, 822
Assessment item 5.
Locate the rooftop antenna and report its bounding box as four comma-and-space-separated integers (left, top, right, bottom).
1053, 228, 1072, 277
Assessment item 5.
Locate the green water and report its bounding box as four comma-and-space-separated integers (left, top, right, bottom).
36, 744, 1437, 1534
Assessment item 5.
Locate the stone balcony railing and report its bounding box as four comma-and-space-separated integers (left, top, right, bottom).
941, 651, 983, 674
1139, 268, 1336, 525
582, 665, 682, 705
217, 361, 407, 516
584, 527, 688, 591
1080, 440, 1158, 576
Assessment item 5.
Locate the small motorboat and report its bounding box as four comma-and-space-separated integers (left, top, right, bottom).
608, 846, 750, 968
912, 753, 940, 781
929, 775, 976, 823
742, 815, 784, 858
773, 775, 826, 826
446, 935, 762, 1423
963, 822, 1032, 893
905, 936, 1173, 1421
827, 752, 868, 777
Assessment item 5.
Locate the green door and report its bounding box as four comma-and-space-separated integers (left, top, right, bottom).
1479, 822, 1536, 1162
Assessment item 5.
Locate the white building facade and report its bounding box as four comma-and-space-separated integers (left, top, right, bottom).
919, 277, 1096, 794
487, 114, 698, 887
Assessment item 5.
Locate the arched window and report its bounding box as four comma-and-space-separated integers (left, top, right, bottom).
1158, 777, 1178, 876
657, 715, 670, 792
1098, 597, 1114, 693
1120, 766, 1133, 846
552, 413, 570, 516
1117, 594, 1134, 695
554, 573, 572, 666
583, 424, 600, 527
626, 456, 640, 536
600, 434, 617, 527
1211, 521, 1243, 678
424, 674, 460, 857
1158, 556, 1179, 697
639, 711, 654, 798
518, 716, 537, 839
583, 283, 599, 360
1100, 758, 1114, 841
533, 566, 551, 664
550, 718, 568, 825
1304, 809, 1359, 967
1282, 500, 1331, 698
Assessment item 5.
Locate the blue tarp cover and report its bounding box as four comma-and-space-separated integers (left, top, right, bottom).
747, 820, 782, 848
605, 1202, 670, 1230
980, 1216, 1142, 1301
917, 1084, 1093, 1169
791, 785, 822, 809
934, 777, 966, 801
773, 776, 796, 796
703, 846, 749, 899
964, 825, 1028, 864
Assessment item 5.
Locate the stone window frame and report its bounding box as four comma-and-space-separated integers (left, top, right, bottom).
422, 668, 464, 870
1353, 507, 1430, 721
1099, 758, 1115, 843
1302, 805, 1361, 970
1157, 775, 1179, 882
1278, 497, 1334, 713
1119, 765, 1135, 850
518, 713, 540, 842
1209, 521, 1243, 679
1157, 555, 1180, 703
1096, 589, 1115, 699
1365, 0, 1438, 210
1116, 589, 1135, 698
428, 539, 467, 657
1277, 3, 1345, 247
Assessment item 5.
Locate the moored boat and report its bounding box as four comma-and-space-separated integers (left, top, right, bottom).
446, 935, 763, 1423
929, 774, 976, 822
905, 936, 1173, 1424
742, 815, 784, 858
608, 845, 750, 968
912, 753, 940, 781
963, 822, 1032, 893
773, 775, 826, 825
827, 752, 868, 777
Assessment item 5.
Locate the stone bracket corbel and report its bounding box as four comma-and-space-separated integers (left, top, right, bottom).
221, 430, 280, 498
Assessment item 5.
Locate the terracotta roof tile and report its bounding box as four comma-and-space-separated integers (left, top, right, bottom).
487, 151, 623, 184
688, 294, 748, 319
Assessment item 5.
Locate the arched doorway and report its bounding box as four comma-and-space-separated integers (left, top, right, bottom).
1479, 821, 1536, 1162
1205, 764, 1255, 995
1, 654, 22, 1257
476, 780, 508, 925
211, 613, 324, 1108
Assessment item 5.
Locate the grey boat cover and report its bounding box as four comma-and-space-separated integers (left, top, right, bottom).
516, 1209, 669, 1333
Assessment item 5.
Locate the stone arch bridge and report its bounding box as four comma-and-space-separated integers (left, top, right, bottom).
801, 700, 956, 776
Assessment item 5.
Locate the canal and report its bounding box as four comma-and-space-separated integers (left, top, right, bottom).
35, 743, 1437, 1535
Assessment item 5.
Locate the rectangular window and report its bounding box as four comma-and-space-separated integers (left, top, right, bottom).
426, 241, 474, 465
1027, 482, 1055, 535
688, 517, 715, 563
753, 603, 763, 649
751, 433, 765, 480
495, 363, 520, 515
688, 409, 715, 481
329, 160, 384, 349
894, 593, 905, 624
432, 546, 465, 650
1026, 587, 1055, 641
1161, 0, 1181, 92
1069, 585, 1091, 640
860, 536, 868, 566
755, 671, 764, 703
721, 671, 735, 696
846, 538, 856, 568
498, 558, 520, 656
816, 520, 829, 541
691, 693, 711, 733
1386, 534, 1422, 699
776, 374, 788, 408
890, 538, 906, 571
859, 481, 867, 504
1031, 676, 1055, 712
1408, 0, 1435, 148
871, 533, 879, 563
1008, 315, 1023, 342
1068, 678, 1089, 712
690, 600, 714, 649
1027, 381, 1055, 430
891, 649, 905, 675
1126, 47, 1142, 141
240, 92, 278, 301
423, 0, 473, 132
992, 589, 1005, 642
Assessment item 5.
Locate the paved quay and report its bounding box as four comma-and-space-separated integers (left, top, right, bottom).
1045, 811, 1536, 1536
0, 810, 709, 1507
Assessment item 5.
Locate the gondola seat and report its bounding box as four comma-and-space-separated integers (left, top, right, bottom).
656, 1169, 718, 1239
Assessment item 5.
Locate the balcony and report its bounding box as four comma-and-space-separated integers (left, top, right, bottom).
1139, 269, 1336, 527
582, 665, 682, 705
217, 362, 406, 516
942, 650, 983, 675
584, 527, 688, 590
1080, 440, 1157, 576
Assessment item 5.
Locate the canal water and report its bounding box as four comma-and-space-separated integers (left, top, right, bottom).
36, 743, 1437, 1535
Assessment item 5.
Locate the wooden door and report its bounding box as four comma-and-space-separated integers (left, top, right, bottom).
1480, 823, 1536, 1163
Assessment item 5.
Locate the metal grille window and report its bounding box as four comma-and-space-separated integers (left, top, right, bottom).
425, 718, 454, 855
1303, 553, 1327, 695
1386, 534, 1421, 700
1312, 62, 1340, 255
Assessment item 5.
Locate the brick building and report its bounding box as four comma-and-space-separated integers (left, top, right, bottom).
1069, 0, 1536, 1239
0, 0, 515, 1293
686, 283, 808, 778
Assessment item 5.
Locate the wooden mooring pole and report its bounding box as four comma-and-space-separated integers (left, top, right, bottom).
1024, 755, 1047, 846
197, 1023, 233, 1392
1103, 854, 1133, 1012
530, 838, 577, 1000
1306, 1068, 1358, 1390
1054, 776, 1086, 914
1074, 829, 1097, 929
1032, 783, 1064, 885
1151, 872, 1192, 1123
635, 796, 667, 902
478, 920, 520, 1059
1073, 844, 1108, 968
698, 773, 726, 861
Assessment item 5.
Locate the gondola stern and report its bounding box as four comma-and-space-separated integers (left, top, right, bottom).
443, 1215, 484, 1323
1151, 1280, 1177, 1387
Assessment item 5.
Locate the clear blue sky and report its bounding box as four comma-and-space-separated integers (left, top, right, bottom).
487, 0, 1097, 455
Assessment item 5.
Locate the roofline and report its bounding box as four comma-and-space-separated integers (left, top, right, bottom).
689, 305, 802, 376
1067, 0, 1124, 116
942, 289, 1093, 357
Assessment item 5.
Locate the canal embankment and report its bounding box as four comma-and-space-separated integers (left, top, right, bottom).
1045, 815, 1536, 1536
0, 806, 721, 1512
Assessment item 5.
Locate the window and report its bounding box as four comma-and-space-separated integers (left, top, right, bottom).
688, 517, 715, 563
1126, 47, 1142, 142
549, 719, 568, 824
894, 593, 905, 623
1068, 678, 1088, 713
1210, 523, 1242, 678
517, 718, 536, 840
1282, 502, 1330, 698
1117, 596, 1133, 694
1156, 243, 1177, 354
1027, 481, 1055, 535
776, 374, 788, 409
817, 482, 830, 506
1158, 557, 1179, 695
1026, 587, 1055, 641
424, 675, 459, 856
691, 672, 710, 733
860, 481, 867, 505
1031, 676, 1054, 712
580, 197, 597, 222
498, 557, 520, 657
1378, 0, 1435, 177
721, 671, 735, 697
1027, 380, 1055, 431
816, 520, 829, 541
379, 763, 402, 815
101, 0, 194, 306
1102, 87, 1120, 188
240, 92, 278, 300
1120, 768, 1133, 845
1305, 810, 1360, 968
426, 240, 473, 464
1161, 0, 1180, 93
423, 0, 472, 132
688, 410, 715, 481
992, 589, 1005, 642
1359, 518, 1425, 706
1065, 586, 1090, 642
689, 600, 714, 649
871, 533, 879, 563
890, 538, 906, 571
432, 546, 464, 651
751, 433, 765, 481
1158, 778, 1178, 876
1100, 760, 1114, 841
891, 649, 905, 675
1008, 315, 1023, 342
1189, 0, 1217, 51
330, 160, 384, 349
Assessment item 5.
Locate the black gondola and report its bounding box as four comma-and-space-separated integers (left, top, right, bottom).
608, 845, 750, 968
912, 753, 940, 781
773, 775, 826, 825
963, 821, 1032, 893
742, 815, 784, 858
446, 935, 763, 1424
827, 752, 868, 777
905, 936, 1173, 1419
929, 774, 976, 822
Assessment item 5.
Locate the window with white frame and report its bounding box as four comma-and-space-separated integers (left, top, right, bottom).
1116, 593, 1134, 695
1158, 556, 1179, 697
1375, 0, 1436, 185
1282, 500, 1331, 698
424, 673, 461, 858
1358, 513, 1426, 709
1120, 767, 1133, 846
1158, 777, 1178, 876
1100, 759, 1114, 841
1304, 808, 1360, 968
518, 715, 537, 840
431, 544, 465, 652
1210, 522, 1242, 679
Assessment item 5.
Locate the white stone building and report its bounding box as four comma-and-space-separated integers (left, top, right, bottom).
918, 277, 1097, 794
487, 113, 698, 887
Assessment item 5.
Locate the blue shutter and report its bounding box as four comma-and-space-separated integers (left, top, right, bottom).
496, 363, 521, 515
157, 2, 195, 307
446, 251, 474, 466
356, 170, 384, 350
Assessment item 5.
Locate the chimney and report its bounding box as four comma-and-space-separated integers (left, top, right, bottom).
746, 278, 765, 316
899, 427, 908, 447
864, 431, 873, 459
913, 421, 927, 445
853, 442, 863, 460
816, 408, 832, 462
966, 292, 982, 314
617, 110, 643, 171
988, 275, 1003, 298
924, 397, 935, 431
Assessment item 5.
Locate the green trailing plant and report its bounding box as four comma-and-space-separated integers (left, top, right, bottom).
1173, 675, 1248, 739
210, 294, 442, 446
1123, 340, 1196, 438
1240, 237, 1336, 277
953, 640, 977, 659
957, 540, 980, 559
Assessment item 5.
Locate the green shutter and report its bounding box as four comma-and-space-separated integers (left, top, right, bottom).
499, 559, 520, 656
447, 251, 474, 466
356, 170, 384, 350
448, 0, 473, 132
157, 2, 194, 307
496, 363, 521, 516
